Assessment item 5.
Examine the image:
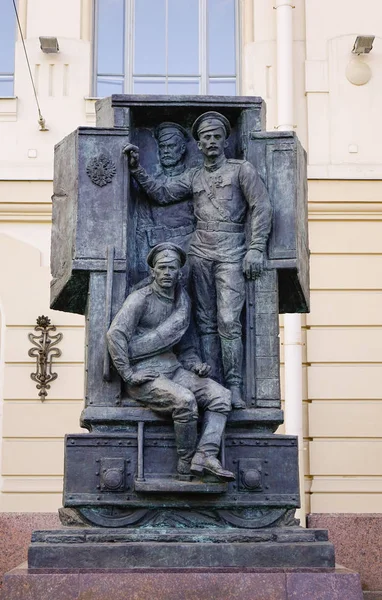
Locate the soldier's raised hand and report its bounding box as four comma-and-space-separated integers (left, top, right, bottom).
243, 249, 265, 279
122, 143, 140, 169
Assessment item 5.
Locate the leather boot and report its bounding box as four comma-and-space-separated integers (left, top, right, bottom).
173, 420, 198, 477
220, 337, 246, 409
191, 411, 235, 481
200, 333, 223, 383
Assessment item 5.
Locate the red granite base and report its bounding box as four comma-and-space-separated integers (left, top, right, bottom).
1, 563, 363, 600
0, 513, 61, 586
307, 513, 382, 594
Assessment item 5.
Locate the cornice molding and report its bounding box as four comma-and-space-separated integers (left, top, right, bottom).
308, 202, 382, 221
0, 203, 52, 223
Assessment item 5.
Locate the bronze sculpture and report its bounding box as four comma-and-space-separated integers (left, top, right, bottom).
135, 122, 195, 278
124, 111, 273, 409
107, 242, 234, 481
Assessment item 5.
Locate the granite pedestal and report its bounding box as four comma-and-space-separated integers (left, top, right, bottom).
2, 563, 363, 600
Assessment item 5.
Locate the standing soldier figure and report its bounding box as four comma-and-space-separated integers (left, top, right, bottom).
124, 112, 272, 409
135, 122, 195, 279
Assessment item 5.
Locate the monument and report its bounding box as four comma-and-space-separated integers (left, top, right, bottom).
2, 95, 364, 599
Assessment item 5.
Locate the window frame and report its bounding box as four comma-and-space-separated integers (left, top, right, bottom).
93, 0, 241, 96
0, 0, 17, 97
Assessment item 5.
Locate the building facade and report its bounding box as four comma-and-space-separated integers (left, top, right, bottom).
0, 0, 381, 591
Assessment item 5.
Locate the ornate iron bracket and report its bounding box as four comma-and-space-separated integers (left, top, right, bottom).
28, 316, 63, 401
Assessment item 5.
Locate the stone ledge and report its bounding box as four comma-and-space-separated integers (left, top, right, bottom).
0, 97, 17, 122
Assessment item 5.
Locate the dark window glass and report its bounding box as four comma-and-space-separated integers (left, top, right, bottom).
168, 0, 199, 75
208, 0, 236, 76
0, 77, 14, 96
95, 0, 237, 95
209, 78, 236, 95
0, 1, 16, 95
134, 77, 166, 94
168, 78, 200, 94
97, 77, 124, 96
134, 0, 166, 75
96, 0, 125, 75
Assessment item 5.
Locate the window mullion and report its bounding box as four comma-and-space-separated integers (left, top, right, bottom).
165, 0, 169, 94
200, 0, 208, 94
235, 0, 240, 95
126, 0, 133, 92
93, 0, 99, 96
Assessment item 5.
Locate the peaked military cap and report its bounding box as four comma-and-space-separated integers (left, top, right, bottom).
155, 122, 188, 143
147, 243, 187, 268
191, 111, 231, 140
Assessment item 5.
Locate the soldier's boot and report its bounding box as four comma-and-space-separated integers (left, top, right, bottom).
190, 411, 235, 481
173, 421, 198, 477
200, 333, 223, 383
220, 336, 246, 409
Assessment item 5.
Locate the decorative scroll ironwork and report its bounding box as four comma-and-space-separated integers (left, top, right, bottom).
28, 315, 63, 401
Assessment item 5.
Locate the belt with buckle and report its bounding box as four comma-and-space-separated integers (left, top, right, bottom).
148, 224, 195, 245
196, 221, 244, 233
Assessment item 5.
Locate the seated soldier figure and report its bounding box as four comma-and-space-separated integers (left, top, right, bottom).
107, 243, 234, 482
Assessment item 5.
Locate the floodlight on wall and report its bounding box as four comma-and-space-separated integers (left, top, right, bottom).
39, 36, 59, 53
352, 35, 375, 55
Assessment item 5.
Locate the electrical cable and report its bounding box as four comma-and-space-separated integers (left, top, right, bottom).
11, 0, 47, 130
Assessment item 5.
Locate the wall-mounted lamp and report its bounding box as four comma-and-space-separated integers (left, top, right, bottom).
352, 35, 375, 55
346, 35, 375, 86
39, 36, 60, 53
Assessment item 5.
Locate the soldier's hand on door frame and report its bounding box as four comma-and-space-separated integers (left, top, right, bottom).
243, 249, 264, 279
122, 143, 140, 169
191, 363, 212, 377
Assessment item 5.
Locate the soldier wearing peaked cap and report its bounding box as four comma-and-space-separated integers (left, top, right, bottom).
134, 122, 195, 279
107, 243, 234, 482
124, 111, 272, 410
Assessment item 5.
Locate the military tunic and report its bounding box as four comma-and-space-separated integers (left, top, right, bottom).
107, 283, 231, 423
131, 156, 272, 387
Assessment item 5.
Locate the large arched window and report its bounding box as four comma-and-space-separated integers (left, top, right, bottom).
94, 0, 238, 96
0, 2, 16, 96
